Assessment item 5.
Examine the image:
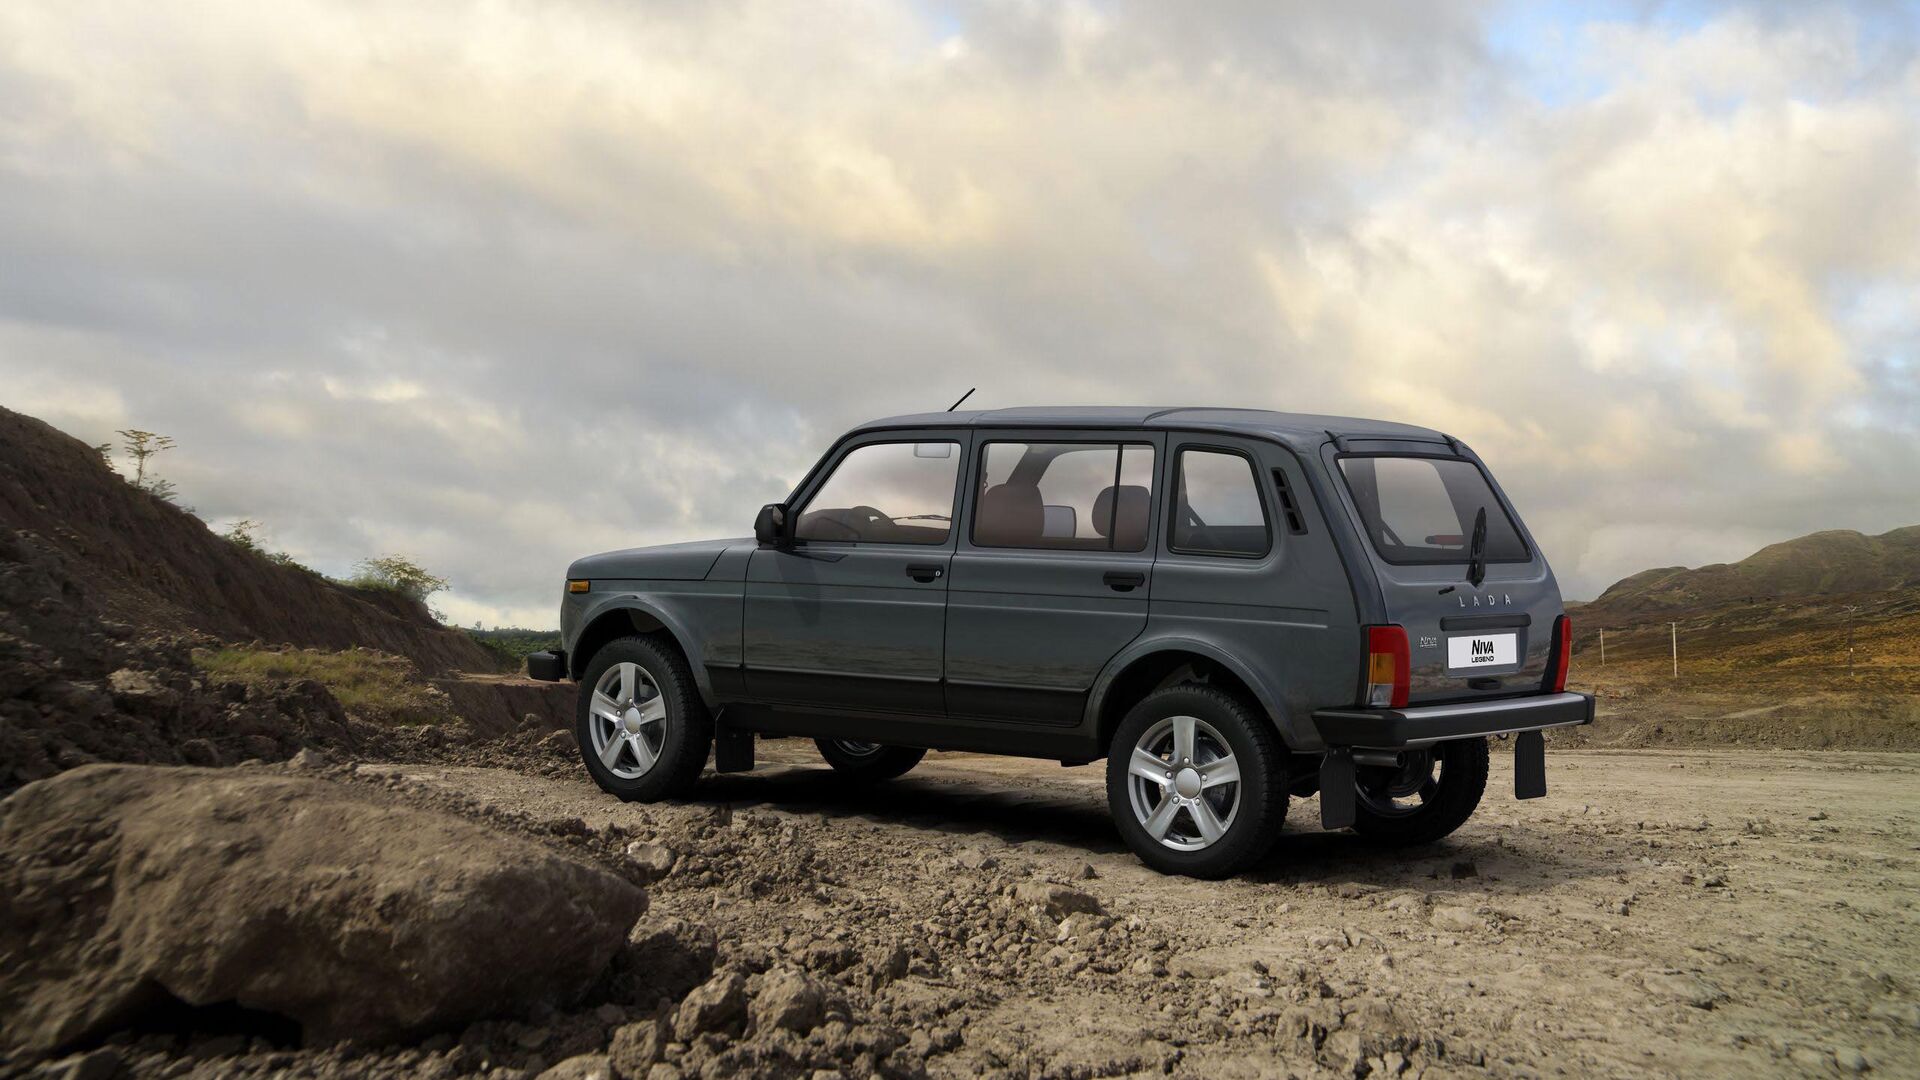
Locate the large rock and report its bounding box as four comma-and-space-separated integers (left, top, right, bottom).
0, 764, 648, 1056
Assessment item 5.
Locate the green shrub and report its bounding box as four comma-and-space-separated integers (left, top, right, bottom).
349, 555, 449, 603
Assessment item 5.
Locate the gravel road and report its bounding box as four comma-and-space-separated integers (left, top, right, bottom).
378, 744, 1920, 1079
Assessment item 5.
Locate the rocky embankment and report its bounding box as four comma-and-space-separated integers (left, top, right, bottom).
0, 405, 496, 674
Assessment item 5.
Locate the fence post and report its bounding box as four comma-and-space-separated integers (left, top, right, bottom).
1599, 628, 1605, 667
1844, 605, 1857, 678
1670, 622, 1678, 679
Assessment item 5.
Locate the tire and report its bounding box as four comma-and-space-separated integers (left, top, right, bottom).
814, 739, 925, 782
1350, 737, 1489, 847
1105, 685, 1287, 879
576, 635, 713, 801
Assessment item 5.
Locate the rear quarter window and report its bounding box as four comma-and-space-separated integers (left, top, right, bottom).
1337, 456, 1528, 565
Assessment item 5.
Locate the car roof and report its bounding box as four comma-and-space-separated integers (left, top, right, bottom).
846, 406, 1453, 452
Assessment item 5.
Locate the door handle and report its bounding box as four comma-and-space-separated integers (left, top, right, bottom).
1103, 570, 1146, 592
905, 564, 944, 583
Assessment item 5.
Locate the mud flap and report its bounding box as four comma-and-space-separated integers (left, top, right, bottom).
714, 727, 755, 773
1514, 729, 1546, 799
1319, 749, 1357, 830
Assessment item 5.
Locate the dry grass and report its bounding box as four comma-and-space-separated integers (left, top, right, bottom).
1556, 591, 1920, 749
194, 646, 452, 726
1570, 593, 1920, 694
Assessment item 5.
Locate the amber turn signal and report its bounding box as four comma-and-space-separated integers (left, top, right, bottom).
567, 579, 590, 593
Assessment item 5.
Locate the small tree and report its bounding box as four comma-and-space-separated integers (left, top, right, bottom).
117, 429, 175, 490
351, 555, 449, 603
114, 428, 188, 508
222, 518, 264, 553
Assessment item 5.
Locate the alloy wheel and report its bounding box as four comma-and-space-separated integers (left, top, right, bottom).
1124, 714, 1242, 851
588, 661, 669, 779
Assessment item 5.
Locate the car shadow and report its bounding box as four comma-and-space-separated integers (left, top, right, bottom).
685, 762, 1617, 892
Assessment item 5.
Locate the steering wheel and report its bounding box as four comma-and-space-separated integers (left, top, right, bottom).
798, 505, 890, 542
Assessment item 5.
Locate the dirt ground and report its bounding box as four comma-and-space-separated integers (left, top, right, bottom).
368, 743, 1920, 1079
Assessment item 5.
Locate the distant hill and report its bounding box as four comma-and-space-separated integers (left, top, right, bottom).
1587, 526, 1920, 615
0, 405, 495, 674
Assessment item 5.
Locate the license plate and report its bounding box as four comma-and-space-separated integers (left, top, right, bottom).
1447, 633, 1517, 670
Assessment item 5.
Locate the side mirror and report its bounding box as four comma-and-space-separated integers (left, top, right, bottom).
754, 503, 791, 548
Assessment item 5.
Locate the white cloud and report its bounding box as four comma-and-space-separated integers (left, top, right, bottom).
0, 0, 1915, 619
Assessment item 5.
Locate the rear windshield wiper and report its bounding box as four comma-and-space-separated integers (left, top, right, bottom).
1466, 506, 1488, 587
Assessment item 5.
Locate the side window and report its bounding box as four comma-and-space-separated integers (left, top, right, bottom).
1171, 449, 1270, 557
972, 442, 1155, 551
794, 441, 960, 544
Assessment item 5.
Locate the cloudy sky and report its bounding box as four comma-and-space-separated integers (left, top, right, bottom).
2, 1, 1915, 625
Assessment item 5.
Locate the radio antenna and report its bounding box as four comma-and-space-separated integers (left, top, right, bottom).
946, 388, 976, 412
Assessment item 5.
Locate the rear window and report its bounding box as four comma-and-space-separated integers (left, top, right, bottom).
1337, 456, 1529, 565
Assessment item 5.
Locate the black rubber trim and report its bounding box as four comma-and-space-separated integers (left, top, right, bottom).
1319, 749, 1356, 829
1514, 729, 1547, 799
527, 650, 568, 682
1439, 613, 1532, 631
714, 727, 755, 773
1313, 692, 1594, 749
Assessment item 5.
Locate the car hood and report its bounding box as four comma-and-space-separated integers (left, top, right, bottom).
567, 538, 746, 582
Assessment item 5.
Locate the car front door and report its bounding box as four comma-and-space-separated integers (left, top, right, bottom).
743, 431, 968, 716
943, 430, 1165, 725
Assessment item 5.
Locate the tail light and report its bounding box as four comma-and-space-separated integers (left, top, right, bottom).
1547, 614, 1572, 692
1365, 625, 1410, 709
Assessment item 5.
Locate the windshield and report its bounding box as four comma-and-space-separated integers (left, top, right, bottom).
1337, 456, 1529, 565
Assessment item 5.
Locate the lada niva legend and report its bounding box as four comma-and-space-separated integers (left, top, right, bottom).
529, 407, 1593, 877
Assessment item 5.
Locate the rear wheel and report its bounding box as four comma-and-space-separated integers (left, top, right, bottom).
576, 636, 712, 801
1350, 737, 1488, 847
814, 739, 925, 782
1105, 685, 1286, 879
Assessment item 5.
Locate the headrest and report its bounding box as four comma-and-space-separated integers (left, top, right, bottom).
975, 483, 1043, 547
1093, 485, 1150, 549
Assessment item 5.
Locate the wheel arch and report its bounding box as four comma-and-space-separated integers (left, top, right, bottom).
1087, 638, 1303, 752
567, 597, 717, 708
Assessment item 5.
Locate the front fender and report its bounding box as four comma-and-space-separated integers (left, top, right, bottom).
1084, 635, 1317, 751
566, 593, 718, 709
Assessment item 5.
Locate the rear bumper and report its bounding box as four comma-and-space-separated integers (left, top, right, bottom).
1312, 691, 1594, 749
527, 650, 568, 682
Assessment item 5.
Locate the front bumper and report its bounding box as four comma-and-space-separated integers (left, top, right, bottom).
1312, 691, 1594, 749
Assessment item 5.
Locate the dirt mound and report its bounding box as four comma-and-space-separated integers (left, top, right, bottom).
0, 762, 648, 1056
0, 405, 493, 675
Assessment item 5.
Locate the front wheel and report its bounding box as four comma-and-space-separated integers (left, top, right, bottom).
814, 739, 925, 782
1350, 737, 1488, 847
1105, 685, 1287, 879
576, 636, 712, 801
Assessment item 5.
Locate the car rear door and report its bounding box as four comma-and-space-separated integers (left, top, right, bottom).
1145, 434, 1361, 733
942, 430, 1164, 725
743, 430, 968, 715
1322, 439, 1562, 704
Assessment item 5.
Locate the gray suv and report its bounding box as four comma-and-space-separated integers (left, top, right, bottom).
528, 407, 1593, 877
